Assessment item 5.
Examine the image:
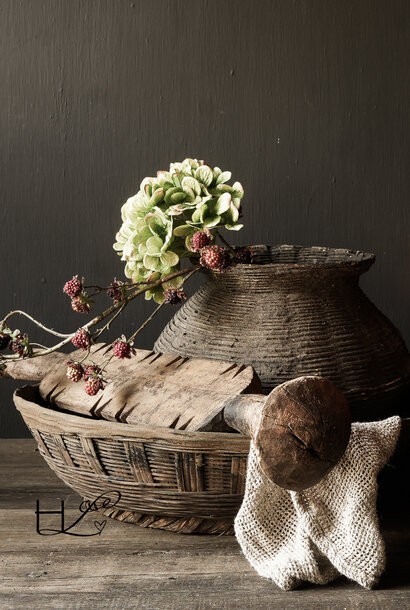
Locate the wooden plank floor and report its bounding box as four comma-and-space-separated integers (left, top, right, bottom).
0, 439, 409, 609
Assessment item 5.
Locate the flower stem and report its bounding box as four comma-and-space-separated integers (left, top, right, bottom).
215, 229, 235, 253
0, 310, 72, 338
93, 302, 127, 339
0, 265, 201, 362
128, 303, 165, 343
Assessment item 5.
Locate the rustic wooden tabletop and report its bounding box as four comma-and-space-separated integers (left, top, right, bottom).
1, 439, 409, 610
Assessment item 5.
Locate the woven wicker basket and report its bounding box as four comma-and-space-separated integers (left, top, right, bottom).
14, 385, 250, 535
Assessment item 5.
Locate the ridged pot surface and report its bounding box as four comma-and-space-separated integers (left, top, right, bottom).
155, 245, 410, 421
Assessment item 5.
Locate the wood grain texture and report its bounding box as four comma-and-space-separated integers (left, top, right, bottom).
1, 0, 409, 436
0, 439, 410, 609
254, 376, 351, 490
12, 342, 259, 431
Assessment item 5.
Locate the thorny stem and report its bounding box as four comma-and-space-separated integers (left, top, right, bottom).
91, 303, 165, 372
90, 266, 197, 373
84, 278, 158, 295
0, 310, 72, 338
93, 302, 127, 339
215, 229, 235, 253
0, 265, 201, 363
78, 349, 91, 365
128, 303, 165, 343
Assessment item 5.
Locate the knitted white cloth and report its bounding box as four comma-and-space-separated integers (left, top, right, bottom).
235, 417, 401, 590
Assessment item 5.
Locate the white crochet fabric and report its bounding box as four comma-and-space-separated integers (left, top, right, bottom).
235, 417, 401, 590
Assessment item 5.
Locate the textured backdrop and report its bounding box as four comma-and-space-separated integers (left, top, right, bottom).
1, 0, 409, 436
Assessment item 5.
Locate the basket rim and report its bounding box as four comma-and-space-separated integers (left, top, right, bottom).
13, 385, 250, 451
232, 244, 376, 273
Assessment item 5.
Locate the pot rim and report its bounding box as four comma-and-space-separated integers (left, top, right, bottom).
234, 244, 376, 273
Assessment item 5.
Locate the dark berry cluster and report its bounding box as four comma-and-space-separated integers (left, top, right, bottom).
63, 275, 92, 314
71, 294, 92, 314
72, 328, 92, 350
66, 360, 83, 382
66, 360, 105, 395
164, 289, 187, 305
84, 364, 102, 380
63, 276, 83, 298
11, 333, 31, 358
113, 338, 135, 359
190, 230, 212, 252
199, 245, 231, 272
85, 376, 104, 396
106, 278, 125, 304
234, 247, 253, 265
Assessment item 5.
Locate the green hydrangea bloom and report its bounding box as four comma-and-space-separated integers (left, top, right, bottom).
113, 159, 244, 302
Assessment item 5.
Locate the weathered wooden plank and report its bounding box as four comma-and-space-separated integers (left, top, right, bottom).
29, 344, 261, 431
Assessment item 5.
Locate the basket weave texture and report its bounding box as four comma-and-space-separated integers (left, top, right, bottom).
14, 385, 250, 535
156, 244, 410, 420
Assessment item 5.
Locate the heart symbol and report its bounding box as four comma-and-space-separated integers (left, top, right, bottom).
94, 520, 107, 533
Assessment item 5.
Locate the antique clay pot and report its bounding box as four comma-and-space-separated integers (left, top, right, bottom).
155, 245, 410, 421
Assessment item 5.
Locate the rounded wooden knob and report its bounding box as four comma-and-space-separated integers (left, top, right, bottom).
254, 376, 351, 490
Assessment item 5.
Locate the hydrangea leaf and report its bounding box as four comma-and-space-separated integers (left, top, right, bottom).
173, 224, 194, 237
225, 223, 244, 231
212, 184, 234, 194
170, 191, 187, 204
182, 176, 201, 196
230, 204, 240, 223
164, 187, 182, 205
172, 173, 182, 188
203, 215, 221, 228
213, 167, 222, 180
195, 165, 213, 187
182, 186, 196, 202
216, 171, 232, 185
146, 235, 164, 255
152, 289, 166, 304
143, 254, 162, 271
191, 207, 204, 224
160, 250, 179, 268
167, 204, 186, 216
232, 182, 244, 198
214, 192, 232, 215
149, 188, 165, 206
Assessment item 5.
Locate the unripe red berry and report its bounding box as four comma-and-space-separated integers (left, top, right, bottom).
191, 231, 211, 252
63, 275, 83, 298
71, 293, 92, 314
66, 360, 83, 382
72, 328, 92, 350
199, 245, 231, 272
84, 364, 102, 380
85, 377, 104, 396
112, 339, 135, 359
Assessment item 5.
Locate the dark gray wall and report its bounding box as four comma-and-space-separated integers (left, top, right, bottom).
1, 0, 409, 436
